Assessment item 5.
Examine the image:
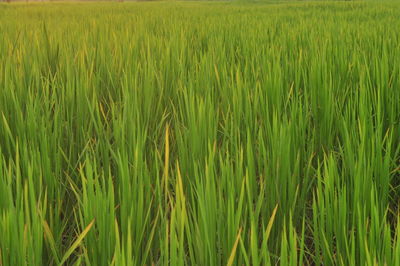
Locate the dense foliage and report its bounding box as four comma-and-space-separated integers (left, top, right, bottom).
1, 2, 399, 265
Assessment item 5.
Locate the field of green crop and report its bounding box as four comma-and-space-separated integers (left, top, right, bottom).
1, 1, 400, 265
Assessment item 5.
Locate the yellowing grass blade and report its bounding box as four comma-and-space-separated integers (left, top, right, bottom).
227, 227, 242, 266
60, 219, 95, 265
265, 204, 278, 242
42, 220, 60, 265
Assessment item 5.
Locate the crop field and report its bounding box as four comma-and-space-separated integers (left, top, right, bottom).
1, 1, 400, 265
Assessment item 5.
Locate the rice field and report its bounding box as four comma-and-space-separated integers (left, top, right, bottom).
1, 1, 400, 265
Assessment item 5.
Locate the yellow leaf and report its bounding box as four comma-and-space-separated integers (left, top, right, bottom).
265, 204, 278, 242
227, 227, 242, 266
60, 219, 95, 265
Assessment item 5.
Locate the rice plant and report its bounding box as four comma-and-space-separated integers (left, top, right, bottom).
0, 1, 399, 265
